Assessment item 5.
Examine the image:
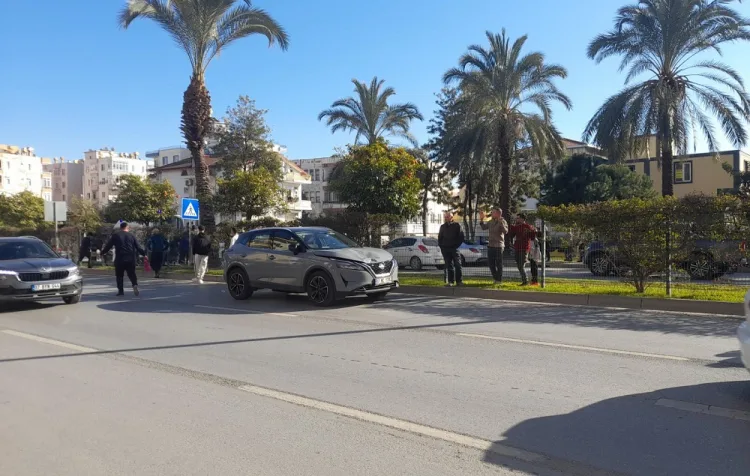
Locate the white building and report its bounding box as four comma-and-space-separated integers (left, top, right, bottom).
0, 145, 44, 197
145, 146, 192, 168
43, 158, 84, 205
82, 148, 151, 207
293, 156, 346, 217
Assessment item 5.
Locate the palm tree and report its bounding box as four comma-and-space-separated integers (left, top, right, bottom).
119, 0, 289, 230
585, 0, 750, 196
318, 77, 423, 146
443, 30, 571, 218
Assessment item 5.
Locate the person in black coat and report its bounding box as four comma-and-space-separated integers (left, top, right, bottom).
102, 222, 146, 296
77, 232, 93, 269
438, 211, 465, 286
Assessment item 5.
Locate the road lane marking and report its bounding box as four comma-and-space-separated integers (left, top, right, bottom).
656, 398, 750, 422
194, 304, 298, 317
237, 384, 542, 462
457, 333, 690, 361
2, 330, 97, 353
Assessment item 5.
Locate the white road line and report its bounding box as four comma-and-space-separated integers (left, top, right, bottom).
656, 398, 750, 422
194, 305, 298, 317
237, 384, 545, 463
457, 333, 690, 361
2, 330, 97, 353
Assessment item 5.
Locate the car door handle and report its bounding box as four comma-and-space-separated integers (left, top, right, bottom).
268, 255, 276, 260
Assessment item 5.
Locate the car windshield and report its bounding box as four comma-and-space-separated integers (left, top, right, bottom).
0, 241, 58, 260
294, 230, 360, 250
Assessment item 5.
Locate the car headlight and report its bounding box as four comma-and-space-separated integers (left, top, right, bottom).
0, 269, 18, 281
68, 267, 80, 276
333, 259, 365, 271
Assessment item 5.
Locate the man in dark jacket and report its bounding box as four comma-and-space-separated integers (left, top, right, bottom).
191, 225, 212, 284
438, 211, 465, 286
78, 232, 93, 269
102, 222, 146, 296
147, 228, 169, 278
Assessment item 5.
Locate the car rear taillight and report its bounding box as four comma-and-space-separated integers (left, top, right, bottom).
469, 248, 479, 253
418, 245, 429, 253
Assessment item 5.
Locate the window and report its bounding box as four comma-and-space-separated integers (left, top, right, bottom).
101, 192, 105, 198
87, 193, 91, 199
272, 230, 299, 251
315, 191, 321, 203
674, 161, 693, 184
131, 165, 135, 172
28, 164, 31, 171
43, 193, 51, 201
246, 231, 272, 250
302, 191, 309, 200
173, 155, 179, 162
181, 170, 188, 176
423, 238, 439, 247
162, 156, 168, 164
62, 194, 66, 201
62, 181, 66, 188
314, 169, 320, 181
62, 169, 65, 176
294, 229, 359, 250
44, 178, 51, 188
101, 164, 105, 171
387, 238, 405, 248
403, 238, 417, 246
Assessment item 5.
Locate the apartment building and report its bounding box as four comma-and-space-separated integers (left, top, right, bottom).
0, 144, 44, 197
82, 148, 151, 207
41, 158, 52, 202
146, 146, 192, 168
43, 158, 84, 205
293, 156, 345, 217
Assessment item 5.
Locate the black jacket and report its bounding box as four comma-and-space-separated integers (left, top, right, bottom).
80, 236, 92, 253
102, 231, 146, 264
438, 222, 465, 250
192, 233, 212, 256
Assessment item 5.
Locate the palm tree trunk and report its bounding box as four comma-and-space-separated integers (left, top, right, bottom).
499, 127, 512, 218
182, 75, 215, 232
661, 138, 674, 197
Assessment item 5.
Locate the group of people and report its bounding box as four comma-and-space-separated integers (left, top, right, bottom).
85, 223, 215, 296
437, 209, 541, 287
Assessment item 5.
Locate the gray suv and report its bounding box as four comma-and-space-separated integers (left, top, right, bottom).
0, 237, 83, 304
222, 227, 398, 306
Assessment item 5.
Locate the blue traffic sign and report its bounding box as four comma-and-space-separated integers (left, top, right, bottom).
181, 198, 200, 221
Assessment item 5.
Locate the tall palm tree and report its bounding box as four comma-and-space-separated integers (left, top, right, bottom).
119, 0, 289, 230
443, 30, 571, 218
318, 77, 423, 146
585, 0, 750, 196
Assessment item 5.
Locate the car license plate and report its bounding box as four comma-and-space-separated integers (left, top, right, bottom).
32, 283, 61, 292
375, 277, 392, 286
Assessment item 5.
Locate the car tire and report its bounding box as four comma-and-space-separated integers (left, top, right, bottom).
367, 291, 389, 301
62, 295, 81, 305
588, 253, 611, 276
306, 271, 336, 307
688, 254, 715, 280
227, 268, 253, 300
409, 256, 423, 271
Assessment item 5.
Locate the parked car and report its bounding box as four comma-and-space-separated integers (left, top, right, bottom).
583, 240, 746, 280
223, 227, 398, 306
458, 241, 487, 266
384, 236, 443, 271
739, 290, 750, 373
0, 237, 83, 304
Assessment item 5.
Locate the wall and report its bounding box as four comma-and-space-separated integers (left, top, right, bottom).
0, 153, 43, 196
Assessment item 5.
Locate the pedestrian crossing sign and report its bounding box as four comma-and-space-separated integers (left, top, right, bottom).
181, 198, 200, 221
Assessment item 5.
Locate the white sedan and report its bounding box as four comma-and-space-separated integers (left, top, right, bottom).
740, 290, 750, 372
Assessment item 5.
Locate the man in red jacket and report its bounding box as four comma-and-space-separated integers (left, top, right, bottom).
508, 213, 538, 286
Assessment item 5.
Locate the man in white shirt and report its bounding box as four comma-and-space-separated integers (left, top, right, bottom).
229, 227, 239, 248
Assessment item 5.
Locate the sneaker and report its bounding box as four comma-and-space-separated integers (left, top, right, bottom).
191, 278, 198, 283
444, 283, 454, 288
116, 291, 124, 297
133, 285, 140, 296
198, 279, 204, 285
456, 282, 464, 287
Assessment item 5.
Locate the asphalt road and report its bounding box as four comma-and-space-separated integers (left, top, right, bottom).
1, 276, 749, 475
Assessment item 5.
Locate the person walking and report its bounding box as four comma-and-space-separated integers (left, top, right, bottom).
508, 213, 538, 286
229, 227, 240, 248
479, 208, 508, 284
77, 232, 93, 269
438, 211, 465, 287
191, 225, 212, 284
102, 221, 146, 296
147, 228, 169, 278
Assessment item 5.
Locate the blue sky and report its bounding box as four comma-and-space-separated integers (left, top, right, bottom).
3, 0, 750, 160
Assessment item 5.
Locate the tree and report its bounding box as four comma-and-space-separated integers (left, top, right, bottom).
119, 0, 289, 231
212, 95, 280, 175
328, 141, 423, 219
413, 148, 454, 236
104, 175, 177, 226
318, 77, 423, 146
213, 168, 286, 223
443, 30, 571, 219
587, 164, 658, 203
0, 192, 44, 229
67, 197, 102, 233
585, 0, 750, 197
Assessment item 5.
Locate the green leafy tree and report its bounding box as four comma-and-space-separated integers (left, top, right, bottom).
328, 141, 422, 219
119, 0, 289, 232
587, 165, 658, 202
319, 77, 423, 146
443, 30, 571, 218
104, 175, 177, 226
213, 95, 280, 175
585, 0, 750, 197
213, 168, 285, 223
67, 196, 103, 233
0, 192, 45, 229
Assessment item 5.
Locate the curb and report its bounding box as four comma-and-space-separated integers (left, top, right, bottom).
80, 269, 744, 317
393, 285, 744, 318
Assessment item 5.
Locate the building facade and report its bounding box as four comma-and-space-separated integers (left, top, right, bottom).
146, 146, 192, 168
82, 148, 151, 207
43, 158, 85, 205
293, 156, 346, 217
0, 145, 44, 197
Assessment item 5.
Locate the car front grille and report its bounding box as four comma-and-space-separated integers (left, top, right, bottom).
369, 260, 393, 274
18, 270, 70, 282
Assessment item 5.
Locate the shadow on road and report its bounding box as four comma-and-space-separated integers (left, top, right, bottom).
485, 381, 750, 476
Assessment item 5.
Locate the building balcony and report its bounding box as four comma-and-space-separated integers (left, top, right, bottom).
287, 198, 312, 212
283, 172, 312, 186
